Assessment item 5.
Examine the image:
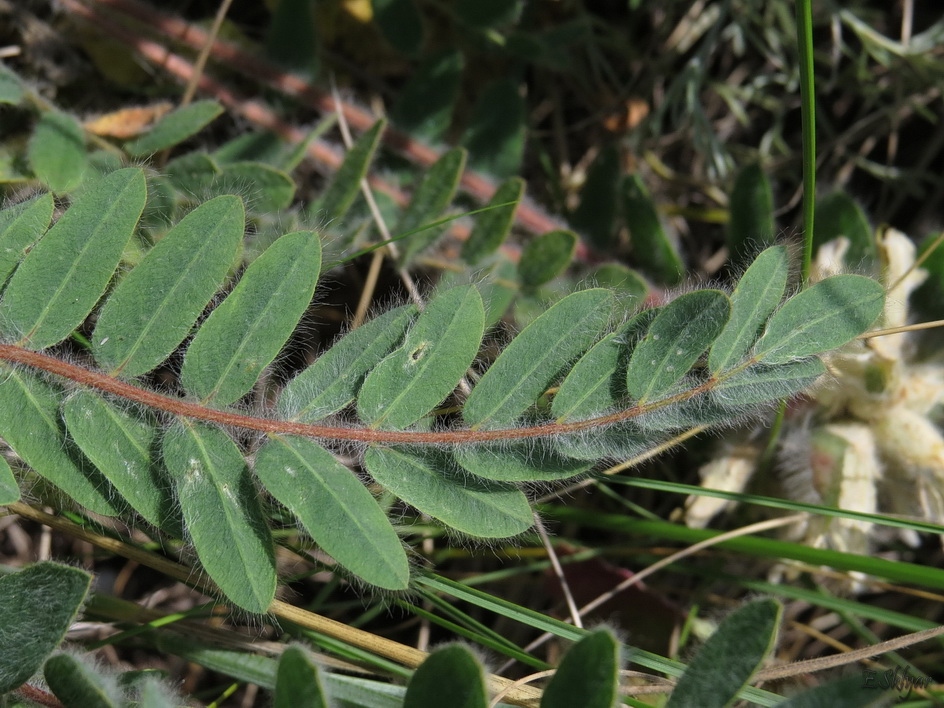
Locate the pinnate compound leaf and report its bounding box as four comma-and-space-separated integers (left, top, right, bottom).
518, 230, 577, 289
364, 447, 532, 538
461, 177, 524, 265
125, 100, 223, 156
255, 435, 409, 590
62, 391, 174, 530
28, 111, 87, 192
0, 192, 53, 287
727, 163, 775, 265
0, 455, 17, 504
464, 289, 614, 429
397, 148, 467, 264
753, 275, 885, 365
622, 174, 684, 285
709, 245, 789, 374
274, 647, 329, 708
182, 231, 321, 406
162, 421, 276, 613
456, 443, 591, 482
93, 195, 244, 378
0, 368, 118, 515
278, 305, 416, 422
315, 120, 385, 224
665, 598, 781, 708
627, 290, 730, 404
358, 285, 484, 429
404, 645, 487, 708
542, 629, 620, 708
45, 654, 120, 708
713, 358, 826, 406
0, 562, 91, 693
0, 168, 146, 349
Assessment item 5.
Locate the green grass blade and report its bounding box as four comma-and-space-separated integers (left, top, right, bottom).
461, 177, 524, 265
405, 645, 487, 708
125, 100, 223, 156
162, 420, 276, 614
314, 120, 385, 225
181, 231, 321, 406
0, 192, 53, 287
277, 304, 416, 422
364, 447, 532, 538
357, 285, 484, 429
274, 647, 329, 708
542, 629, 620, 708
28, 111, 87, 193
0, 168, 146, 349
255, 435, 409, 590
93, 195, 244, 378
464, 288, 614, 429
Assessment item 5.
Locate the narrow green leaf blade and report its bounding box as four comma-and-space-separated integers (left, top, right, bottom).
754, 275, 885, 365
0, 368, 118, 515
45, 654, 120, 708
278, 304, 416, 422
62, 391, 173, 530
541, 629, 619, 708
464, 289, 614, 429
0, 455, 18, 504
461, 177, 524, 265
665, 599, 781, 708
627, 290, 730, 403
182, 231, 321, 406
456, 443, 591, 482
0, 192, 53, 287
397, 148, 467, 264
0, 562, 92, 693
28, 111, 87, 192
93, 195, 244, 377
391, 49, 463, 141
0, 168, 146, 349
315, 120, 385, 224
364, 447, 532, 538
162, 421, 276, 613
358, 285, 484, 429
274, 647, 329, 708
125, 100, 223, 156
256, 435, 409, 590
622, 174, 684, 285
461, 78, 526, 179
713, 359, 826, 406
518, 230, 577, 289
709, 245, 789, 374
404, 645, 487, 708
727, 163, 775, 265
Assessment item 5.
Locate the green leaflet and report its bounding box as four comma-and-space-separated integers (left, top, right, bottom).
814, 190, 875, 264
165, 152, 220, 194
181, 231, 322, 406
0, 168, 146, 350
591, 263, 649, 301
0, 455, 17, 504
265, 0, 319, 76
0, 367, 119, 515
28, 111, 87, 193
0, 192, 53, 287
358, 285, 484, 430
93, 195, 244, 378
364, 447, 532, 538
713, 359, 826, 406
627, 290, 730, 404
255, 435, 409, 590
665, 599, 781, 708
0, 63, 24, 105
455, 443, 591, 482
0, 562, 91, 694
708, 245, 789, 374
461, 177, 524, 265
314, 120, 385, 225
464, 289, 614, 430
61, 391, 174, 531
397, 148, 467, 264
727, 163, 775, 265
461, 78, 526, 179
774, 674, 893, 707
518, 230, 577, 289
554, 424, 652, 462
480, 256, 518, 328
274, 647, 329, 708
212, 162, 296, 212
391, 49, 463, 142
162, 421, 276, 614
541, 629, 619, 708
372, 0, 424, 55
404, 645, 487, 708
621, 174, 684, 285
570, 145, 621, 252
753, 275, 885, 365
44, 654, 120, 708
277, 304, 416, 423
125, 100, 223, 156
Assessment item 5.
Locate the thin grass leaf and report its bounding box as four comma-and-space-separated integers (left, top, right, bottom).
0, 192, 53, 287
461, 177, 524, 265
518, 230, 577, 289
314, 120, 385, 225
404, 645, 487, 708
61, 391, 173, 530
364, 447, 532, 538
274, 647, 329, 708
391, 49, 463, 141
0, 168, 146, 349
753, 275, 885, 365
397, 148, 467, 264
570, 145, 621, 252
464, 289, 614, 429
181, 231, 321, 406
372, 0, 424, 55
455, 443, 591, 482
709, 245, 789, 374
0, 368, 118, 515
622, 174, 684, 285
0, 455, 17, 504
28, 111, 87, 193
125, 100, 223, 156
162, 420, 276, 614
358, 285, 484, 429
627, 290, 730, 404
93, 195, 244, 378
542, 629, 619, 708
727, 163, 775, 265
255, 435, 409, 590
44, 654, 120, 708
278, 304, 416, 422
461, 78, 526, 179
